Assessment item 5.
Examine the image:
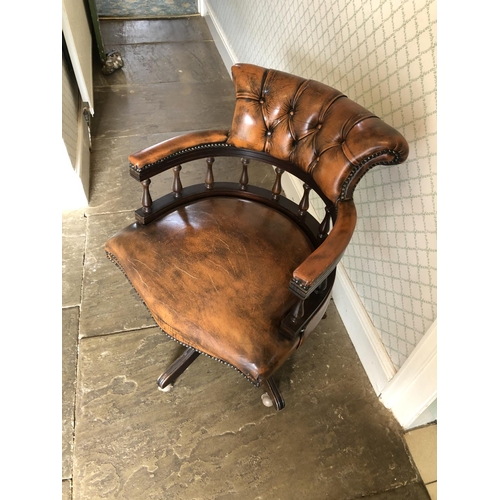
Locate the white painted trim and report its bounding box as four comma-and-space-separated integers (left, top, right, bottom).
332, 264, 396, 394
197, 0, 206, 16
380, 320, 437, 429
409, 398, 437, 429
202, 1, 237, 75
75, 101, 91, 202
62, 0, 94, 114
61, 138, 88, 211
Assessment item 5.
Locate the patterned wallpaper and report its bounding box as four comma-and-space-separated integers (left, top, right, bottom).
205, 0, 437, 369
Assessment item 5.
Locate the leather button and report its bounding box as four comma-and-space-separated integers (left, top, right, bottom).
289, 110, 294, 116
266, 131, 272, 136
260, 99, 265, 104
317, 124, 322, 130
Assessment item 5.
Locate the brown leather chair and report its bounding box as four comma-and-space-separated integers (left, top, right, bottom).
105, 63, 409, 411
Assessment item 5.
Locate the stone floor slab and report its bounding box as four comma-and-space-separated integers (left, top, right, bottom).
92, 81, 235, 140
80, 211, 155, 337
93, 40, 229, 88
100, 17, 212, 46
62, 307, 79, 479
362, 482, 431, 499
73, 303, 420, 500
62, 210, 86, 307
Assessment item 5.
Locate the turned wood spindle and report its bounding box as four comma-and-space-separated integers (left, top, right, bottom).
271, 168, 284, 201
239, 158, 249, 191
172, 165, 183, 198
141, 179, 153, 213
291, 298, 305, 323
298, 184, 311, 216
318, 207, 331, 241
205, 157, 214, 190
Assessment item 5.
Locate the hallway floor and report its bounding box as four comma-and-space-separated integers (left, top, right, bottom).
62, 16, 434, 500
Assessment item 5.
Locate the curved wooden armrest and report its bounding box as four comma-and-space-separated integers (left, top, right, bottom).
129, 129, 230, 173
289, 199, 357, 299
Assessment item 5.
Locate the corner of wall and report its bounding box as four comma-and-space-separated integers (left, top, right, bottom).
201, 1, 236, 75
380, 320, 437, 429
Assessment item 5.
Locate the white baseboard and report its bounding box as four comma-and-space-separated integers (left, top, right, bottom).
62, 138, 89, 210
332, 265, 396, 394
197, 0, 206, 16
380, 320, 437, 429
202, 1, 237, 75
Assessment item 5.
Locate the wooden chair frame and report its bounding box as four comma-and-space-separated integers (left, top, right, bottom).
125, 147, 338, 410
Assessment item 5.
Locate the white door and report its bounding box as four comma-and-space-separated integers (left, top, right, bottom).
62, 0, 94, 115
62, 0, 94, 208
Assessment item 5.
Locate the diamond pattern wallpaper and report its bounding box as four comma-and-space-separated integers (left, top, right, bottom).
206, 0, 437, 369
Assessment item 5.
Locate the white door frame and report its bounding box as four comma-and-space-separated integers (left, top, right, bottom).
62, 0, 94, 114
380, 320, 437, 428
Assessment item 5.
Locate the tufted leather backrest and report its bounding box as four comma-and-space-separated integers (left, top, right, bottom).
227, 64, 409, 203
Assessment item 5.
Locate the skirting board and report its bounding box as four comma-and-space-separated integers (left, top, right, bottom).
202, 1, 237, 74
380, 320, 437, 429
62, 138, 89, 210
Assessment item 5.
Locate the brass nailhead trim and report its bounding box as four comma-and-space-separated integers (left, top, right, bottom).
340, 149, 401, 200
131, 142, 233, 172
105, 251, 261, 387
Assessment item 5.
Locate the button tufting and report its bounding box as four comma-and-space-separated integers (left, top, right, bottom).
289, 110, 294, 116
266, 131, 272, 136
317, 124, 322, 130
260, 99, 265, 104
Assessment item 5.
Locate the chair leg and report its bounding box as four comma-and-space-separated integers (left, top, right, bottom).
157, 347, 200, 390
262, 377, 285, 411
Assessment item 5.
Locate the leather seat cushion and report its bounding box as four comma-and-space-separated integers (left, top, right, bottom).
105, 197, 315, 384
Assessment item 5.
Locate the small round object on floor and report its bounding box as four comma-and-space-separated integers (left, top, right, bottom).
158, 384, 173, 393
261, 393, 274, 407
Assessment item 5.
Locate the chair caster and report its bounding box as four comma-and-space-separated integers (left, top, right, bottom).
261, 393, 274, 407
262, 377, 285, 411
158, 383, 173, 392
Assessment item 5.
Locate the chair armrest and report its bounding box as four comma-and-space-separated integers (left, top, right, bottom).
129, 129, 230, 172
289, 199, 357, 299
